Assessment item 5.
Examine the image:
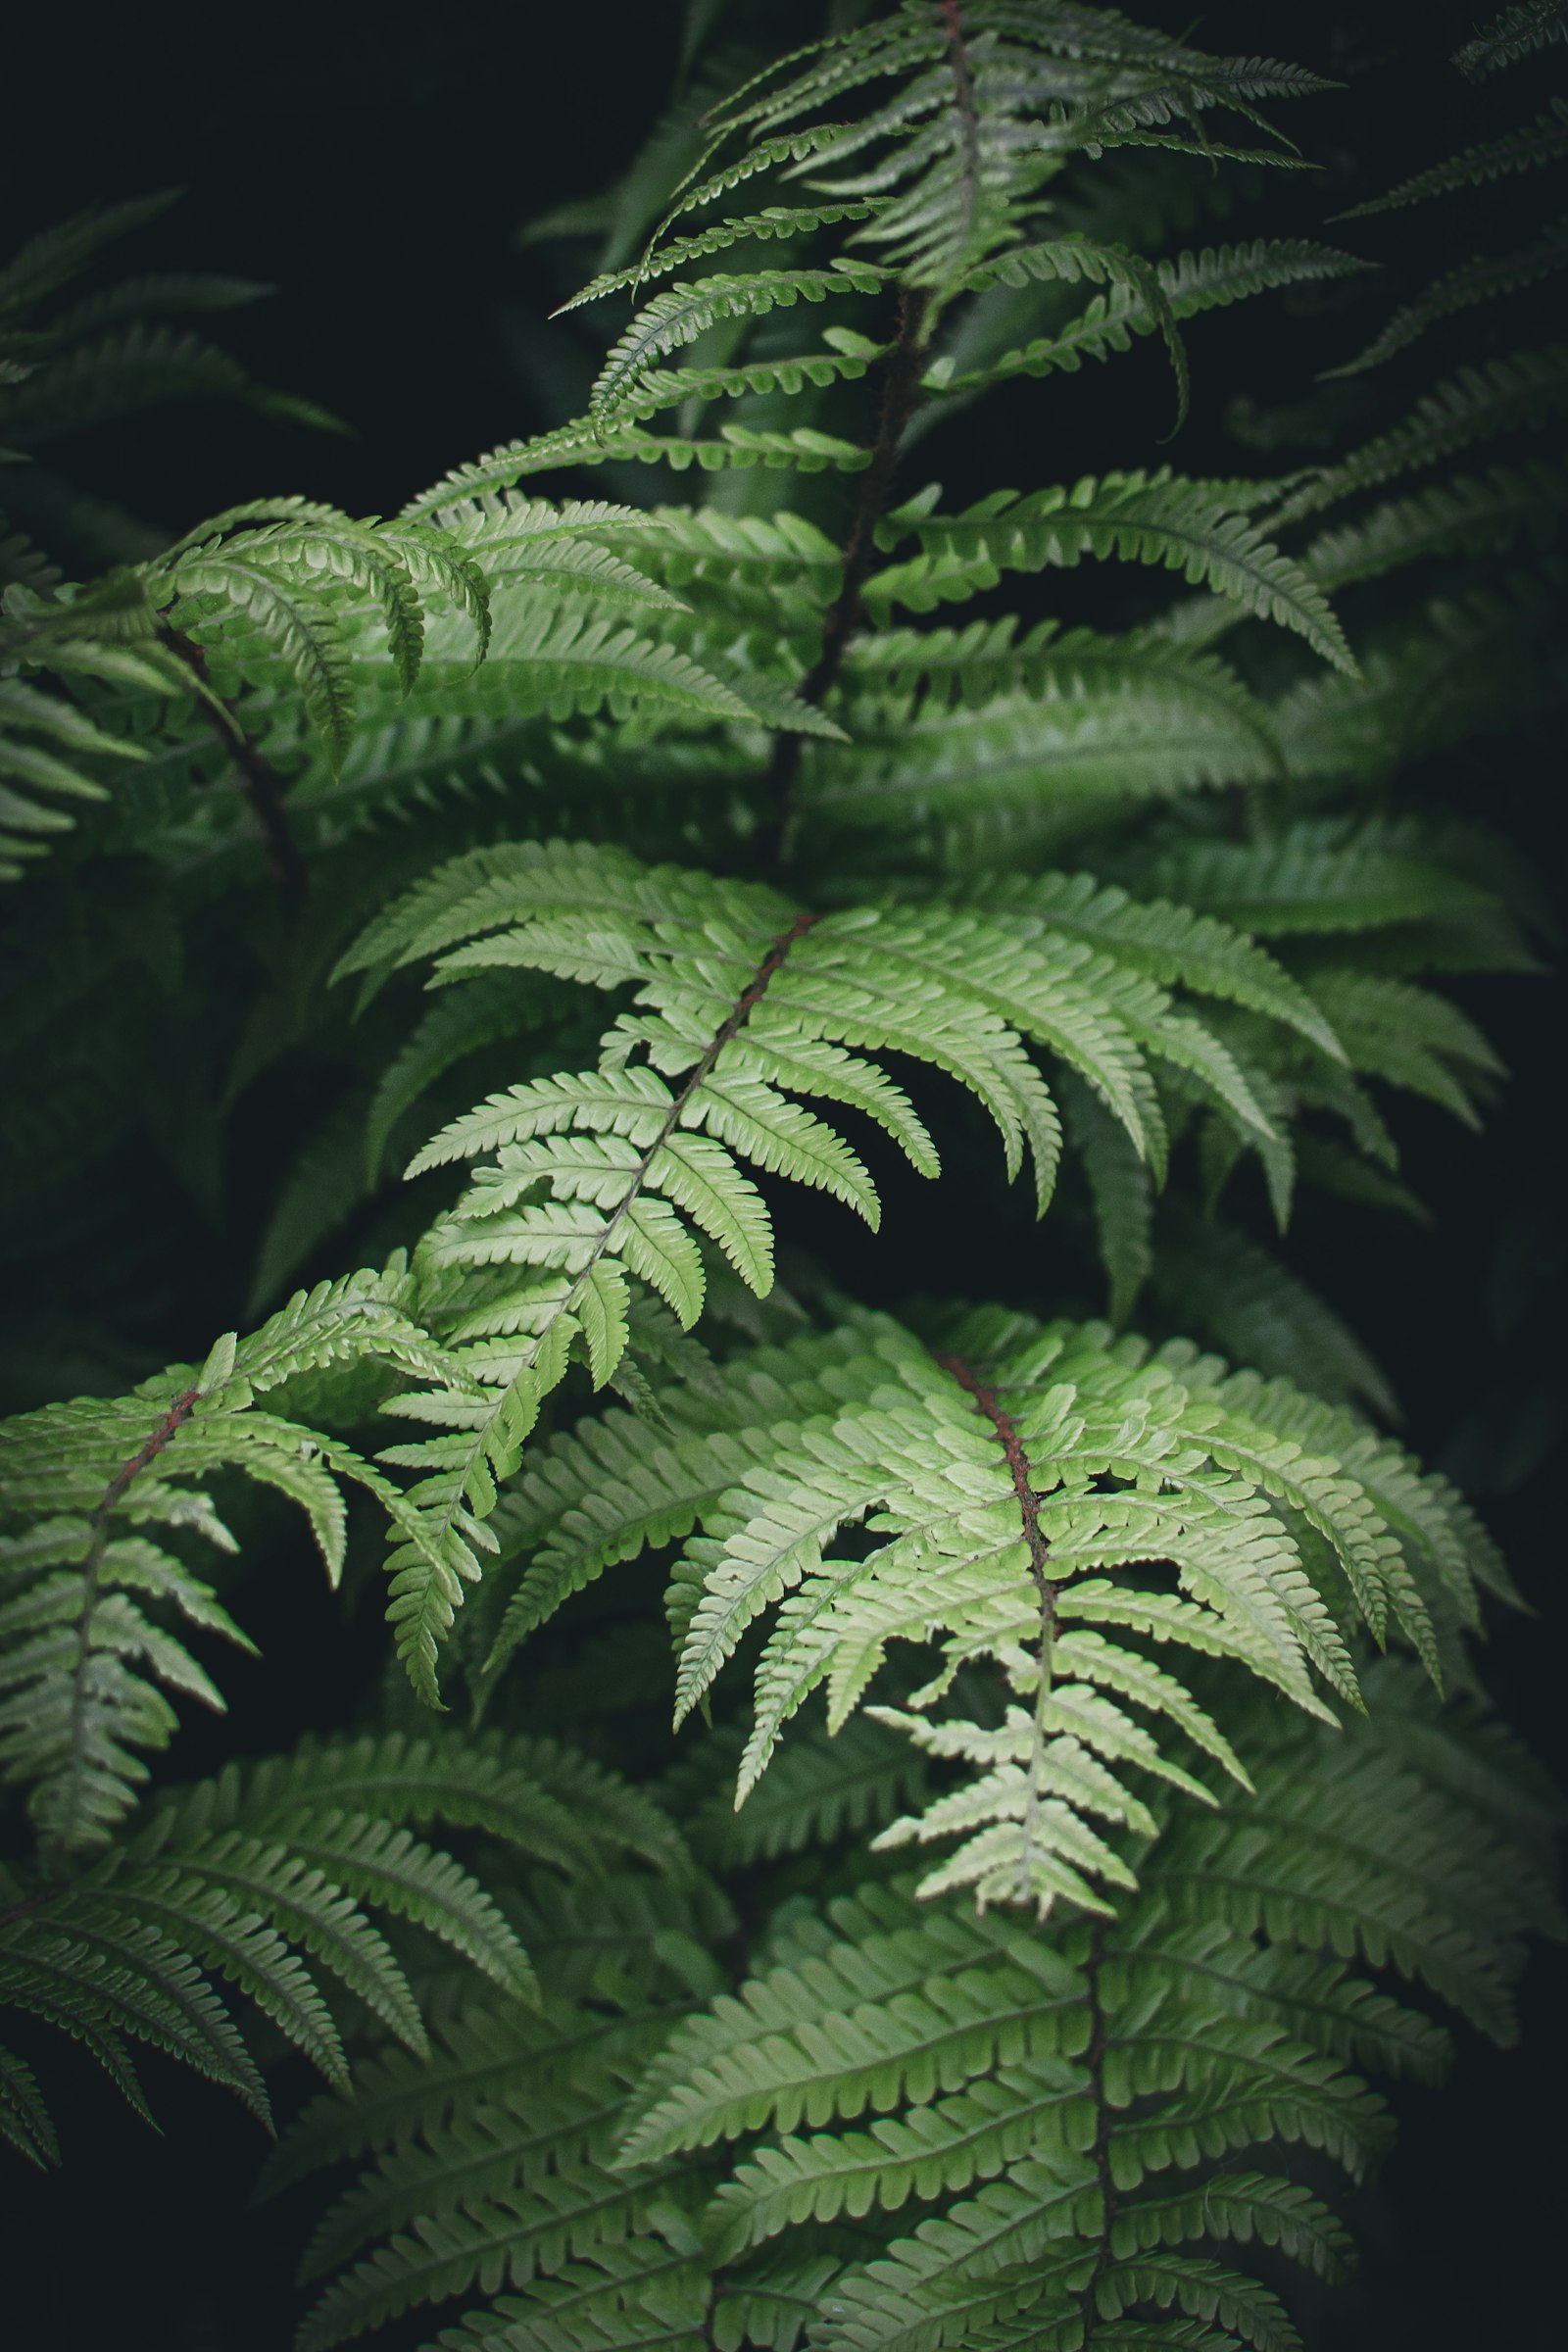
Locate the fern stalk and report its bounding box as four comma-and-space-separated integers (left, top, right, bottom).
759, 284, 931, 863
158, 621, 305, 897
942, 1351, 1065, 1910
941, 0, 986, 261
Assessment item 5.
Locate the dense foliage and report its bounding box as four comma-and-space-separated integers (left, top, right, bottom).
2, 3, 1563, 2344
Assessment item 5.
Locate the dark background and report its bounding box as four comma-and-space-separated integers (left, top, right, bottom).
3, 2, 1563, 2343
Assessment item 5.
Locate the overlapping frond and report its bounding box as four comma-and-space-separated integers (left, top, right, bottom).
0, 1725, 668, 2151
283, 1660, 1552, 2352
327, 836, 1361, 1696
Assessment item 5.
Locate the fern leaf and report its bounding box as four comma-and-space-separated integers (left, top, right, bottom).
1267, 343, 1568, 529
1454, 0, 1568, 76
1325, 217, 1568, 377
937, 240, 1366, 404
557, 201, 885, 313
868, 473, 1355, 672
1303, 458, 1568, 591
584, 262, 883, 419
166, 550, 356, 768
1338, 97, 1568, 217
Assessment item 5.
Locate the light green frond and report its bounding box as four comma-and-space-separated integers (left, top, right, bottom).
589, 264, 885, 421
867, 473, 1355, 672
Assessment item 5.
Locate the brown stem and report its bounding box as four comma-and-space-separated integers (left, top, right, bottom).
940, 0, 983, 249
161, 625, 307, 899
939, 1352, 1064, 1903
938, 1353, 1054, 1601
937, 1354, 1123, 2293
519, 911, 820, 1370
755, 284, 931, 868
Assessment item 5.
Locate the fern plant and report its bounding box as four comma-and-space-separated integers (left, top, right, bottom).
0, 1, 1561, 2344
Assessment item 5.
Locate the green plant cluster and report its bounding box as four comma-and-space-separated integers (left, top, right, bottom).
1, 3, 1562, 2345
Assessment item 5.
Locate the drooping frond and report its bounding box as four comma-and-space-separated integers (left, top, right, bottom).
0, 1727, 653, 2146
866, 473, 1355, 671
930, 240, 1367, 413
0, 1276, 462, 1848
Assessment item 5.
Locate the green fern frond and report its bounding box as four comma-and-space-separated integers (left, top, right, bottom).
0, 571, 190, 876
1454, 0, 1568, 77
0, 16, 1553, 2345
1324, 216, 1568, 377
339, 839, 1347, 1693
1303, 458, 1568, 590
1150, 1217, 1396, 1418
1266, 343, 1568, 529
932, 240, 1366, 409
1337, 96, 1568, 217
0, 192, 180, 317
815, 630, 1286, 840
492, 1307, 1484, 1931
286, 1646, 1546, 2352
589, 263, 886, 422
0, 1273, 466, 1844
867, 473, 1355, 672
0, 1717, 612, 2149
1145, 826, 1497, 938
